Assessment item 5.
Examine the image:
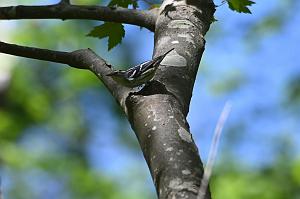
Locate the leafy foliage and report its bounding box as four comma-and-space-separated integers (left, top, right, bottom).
87, 22, 125, 51
227, 0, 255, 14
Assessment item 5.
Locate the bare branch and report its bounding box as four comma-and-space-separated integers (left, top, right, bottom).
197, 101, 232, 199
0, 41, 83, 69
0, 41, 130, 108
0, 3, 157, 31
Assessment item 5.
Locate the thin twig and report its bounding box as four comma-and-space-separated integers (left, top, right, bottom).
215, 0, 227, 7
197, 101, 232, 199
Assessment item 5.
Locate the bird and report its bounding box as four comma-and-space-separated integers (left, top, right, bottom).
107, 48, 175, 87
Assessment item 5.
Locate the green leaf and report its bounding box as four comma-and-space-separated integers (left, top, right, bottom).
87, 22, 125, 51
227, 0, 255, 14
108, 0, 138, 9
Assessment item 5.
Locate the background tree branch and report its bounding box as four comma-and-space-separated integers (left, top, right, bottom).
0, 2, 157, 31
0, 41, 130, 109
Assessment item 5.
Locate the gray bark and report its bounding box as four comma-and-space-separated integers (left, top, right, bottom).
126, 0, 215, 198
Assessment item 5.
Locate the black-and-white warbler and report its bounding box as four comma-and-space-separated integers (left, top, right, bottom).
107, 48, 175, 87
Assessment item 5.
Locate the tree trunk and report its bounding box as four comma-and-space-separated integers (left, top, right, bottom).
126, 0, 215, 198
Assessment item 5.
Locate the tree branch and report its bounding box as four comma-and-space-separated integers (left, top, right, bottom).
0, 3, 157, 31
0, 41, 81, 69
0, 41, 130, 108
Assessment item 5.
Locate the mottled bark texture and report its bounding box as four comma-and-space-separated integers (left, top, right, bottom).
0, 0, 215, 198
126, 0, 215, 198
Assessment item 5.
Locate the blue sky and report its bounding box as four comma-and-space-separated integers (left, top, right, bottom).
192, 1, 300, 166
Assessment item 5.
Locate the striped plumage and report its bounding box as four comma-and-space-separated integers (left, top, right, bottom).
107, 48, 174, 87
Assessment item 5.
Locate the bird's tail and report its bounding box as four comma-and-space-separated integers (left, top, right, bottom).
160, 48, 175, 59
152, 48, 175, 65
